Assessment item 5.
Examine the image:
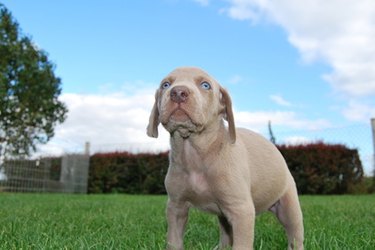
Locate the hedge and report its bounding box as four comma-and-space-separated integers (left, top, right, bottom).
87, 142, 367, 195
277, 142, 364, 194
88, 152, 169, 194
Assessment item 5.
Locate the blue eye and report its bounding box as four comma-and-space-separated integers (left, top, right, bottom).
200, 81, 211, 90
162, 82, 171, 89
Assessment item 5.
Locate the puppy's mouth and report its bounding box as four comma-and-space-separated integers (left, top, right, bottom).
161, 105, 204, 138
169, 107, 192, 122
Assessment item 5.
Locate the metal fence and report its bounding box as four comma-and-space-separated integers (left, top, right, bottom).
0, 154, 89, 193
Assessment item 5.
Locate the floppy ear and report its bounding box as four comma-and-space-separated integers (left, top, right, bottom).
146, 90, 160, 138
220, 87, 236, 144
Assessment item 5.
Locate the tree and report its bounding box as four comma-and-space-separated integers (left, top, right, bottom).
0, 4, 67, 157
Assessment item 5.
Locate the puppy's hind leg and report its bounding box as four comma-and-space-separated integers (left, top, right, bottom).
269, 184, 304, 250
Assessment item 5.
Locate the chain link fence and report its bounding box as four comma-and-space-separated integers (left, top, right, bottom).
0, 154, 89, 193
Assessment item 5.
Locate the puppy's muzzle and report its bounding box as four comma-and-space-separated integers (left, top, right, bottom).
170, 86, 190, 104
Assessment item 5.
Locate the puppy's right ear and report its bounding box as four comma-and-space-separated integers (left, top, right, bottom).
146, 90, 160, 138
220, 87, 236, 144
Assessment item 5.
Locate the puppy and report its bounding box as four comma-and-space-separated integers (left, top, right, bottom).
147, 67, 304, 250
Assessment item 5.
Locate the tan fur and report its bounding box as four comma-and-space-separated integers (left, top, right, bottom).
147, 67, 304, 250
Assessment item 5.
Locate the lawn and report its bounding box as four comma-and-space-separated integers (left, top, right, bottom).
0, 194, 374, 249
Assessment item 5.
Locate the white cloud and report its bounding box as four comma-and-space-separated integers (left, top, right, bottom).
38, 90, 170, 156
341, 100, 375, 122
220, 0, 375, 111
269, 94, 291, 107
37, 88, 331, 156
235, 110, 330, 131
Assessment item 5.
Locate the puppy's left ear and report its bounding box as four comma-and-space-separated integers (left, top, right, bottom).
220, 87, 236, 144
146, 90, 160, 138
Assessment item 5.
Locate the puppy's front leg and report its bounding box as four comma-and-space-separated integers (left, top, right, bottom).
218, 215, 233, 249
224, 202, 256, 250
166, 199, 189, 250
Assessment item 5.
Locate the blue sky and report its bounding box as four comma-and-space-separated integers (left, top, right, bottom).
2, 0, 375, 173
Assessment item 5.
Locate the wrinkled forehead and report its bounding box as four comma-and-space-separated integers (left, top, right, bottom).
162, 67, 219, 87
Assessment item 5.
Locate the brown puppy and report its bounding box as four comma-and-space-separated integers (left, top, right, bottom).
147, 67, 304, 250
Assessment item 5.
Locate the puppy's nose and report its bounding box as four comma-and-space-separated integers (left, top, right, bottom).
170, 86, 190, 103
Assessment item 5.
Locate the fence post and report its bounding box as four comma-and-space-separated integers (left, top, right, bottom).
85, 142, 90, 156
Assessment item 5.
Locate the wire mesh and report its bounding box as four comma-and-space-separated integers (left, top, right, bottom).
0, 154, 89, 193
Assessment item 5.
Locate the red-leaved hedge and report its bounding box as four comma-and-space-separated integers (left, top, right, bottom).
87, 142, 366, 194
88, 152, 169, 194
277, 142, 364, 194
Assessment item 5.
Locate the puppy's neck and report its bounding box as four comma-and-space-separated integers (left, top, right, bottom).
169, 120, 229, 164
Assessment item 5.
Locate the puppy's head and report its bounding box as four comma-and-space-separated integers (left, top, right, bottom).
147, 67, 236, 143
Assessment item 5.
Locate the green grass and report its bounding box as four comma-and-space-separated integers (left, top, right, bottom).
0, 194, 374, 249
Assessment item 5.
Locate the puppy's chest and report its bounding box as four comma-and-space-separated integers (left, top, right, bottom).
184, 170, 219, 213
171, 141, 221, 213
180, 150, 211, 198
187, 171, 210, 195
